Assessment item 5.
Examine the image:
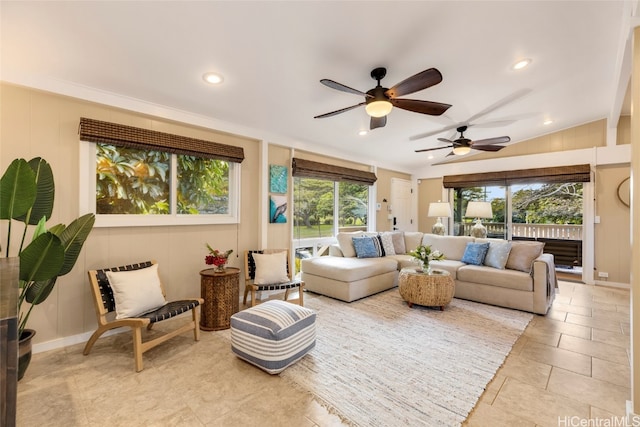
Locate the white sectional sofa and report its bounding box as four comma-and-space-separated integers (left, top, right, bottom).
300, 231, 557, 314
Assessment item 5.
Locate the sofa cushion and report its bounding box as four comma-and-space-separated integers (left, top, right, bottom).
461, 242, 490, 265
391, 231, 406, 254
457, 265, 533, 292
421, 234, 474, 261
429, 259, 466, 279
506, 241, 545, 273
336, 231, 364, 258
403, 232, 423, 253
482, 240, 512, 270
353, 236, 383, 258
386, 254, 420, 270
379, 233, 396, 255
301, 256, 398, 282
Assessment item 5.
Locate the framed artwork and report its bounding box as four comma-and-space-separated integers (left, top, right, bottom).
269, 194, 287, 223
269, 165, 288, 193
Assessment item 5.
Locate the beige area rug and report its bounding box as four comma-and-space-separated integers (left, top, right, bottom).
280, 289, 533, 427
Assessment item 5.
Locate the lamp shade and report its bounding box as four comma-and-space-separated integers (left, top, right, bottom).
427, 202, 452, 218
465, 201, 492, 219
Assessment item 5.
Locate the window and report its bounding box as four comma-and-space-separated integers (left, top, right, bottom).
82, 142, 239, 227
293, 177, 370, 259
79, 117, 242, 227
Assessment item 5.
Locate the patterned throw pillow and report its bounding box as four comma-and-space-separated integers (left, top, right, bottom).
461, 242, 490, 266
352, 236, 383, 258
379, 232, 396, 256
484, 241, 512, 270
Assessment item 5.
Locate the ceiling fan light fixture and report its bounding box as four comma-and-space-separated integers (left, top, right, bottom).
365, 100, 393, 117
452, 146, 471, 155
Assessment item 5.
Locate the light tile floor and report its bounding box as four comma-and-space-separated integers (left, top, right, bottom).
16, 281, 631, 426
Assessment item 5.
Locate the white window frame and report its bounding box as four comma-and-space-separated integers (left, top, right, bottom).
79, 140, 241, 227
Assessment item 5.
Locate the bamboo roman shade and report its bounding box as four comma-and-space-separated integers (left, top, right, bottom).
443, 164, 591, 188
291, 158, 377, 185
79, 117, 244, 163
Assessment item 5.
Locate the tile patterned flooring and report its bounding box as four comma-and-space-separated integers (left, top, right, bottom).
16, 281, 631, 426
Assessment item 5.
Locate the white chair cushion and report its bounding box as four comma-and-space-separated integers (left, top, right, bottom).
253, 251, 290, 284
106, 264, 167, 319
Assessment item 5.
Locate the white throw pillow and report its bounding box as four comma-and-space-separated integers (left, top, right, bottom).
253, 251, 290, 284
106, 264, 167, 319
336, 231, 364, 258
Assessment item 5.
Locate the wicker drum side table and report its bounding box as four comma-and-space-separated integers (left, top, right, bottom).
398, 268, 455, 310
199, 267, 240, 331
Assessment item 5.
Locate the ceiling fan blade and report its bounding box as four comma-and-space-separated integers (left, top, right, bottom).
385, 68, 443, 98
314, 102, 365, 119
437, 137, 454, 143
466, 88, 532, 124
471, 136, 511, 146
391, 98, 451, 116
473, 144, 505, 152
370, 115, 387, 130
415, 145, 453, 153
409, 123, 459, 141
320, 79, 371, 97
471, 119, 517, 129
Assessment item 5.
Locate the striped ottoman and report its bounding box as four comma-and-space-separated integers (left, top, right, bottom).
230, 300, 316, 374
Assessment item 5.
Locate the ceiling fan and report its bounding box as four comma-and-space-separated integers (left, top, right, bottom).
314, 67, 452, 130
409, 88, 532, 141
415, 125, 510, 156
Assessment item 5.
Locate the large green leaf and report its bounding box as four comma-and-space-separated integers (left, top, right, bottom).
0, 158, 36, 220
54, 213, 95, 276
17, 157, 54, 225
25, 277, 58, 305
19, 233, 65, 282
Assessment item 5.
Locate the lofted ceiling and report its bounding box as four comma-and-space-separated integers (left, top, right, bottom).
0, 1, 635, 173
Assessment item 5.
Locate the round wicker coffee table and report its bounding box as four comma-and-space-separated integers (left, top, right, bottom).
398, 268, 455, 310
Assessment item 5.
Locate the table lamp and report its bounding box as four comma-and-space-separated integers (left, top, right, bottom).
464, 201, 493, 238
427, 201, 452, 236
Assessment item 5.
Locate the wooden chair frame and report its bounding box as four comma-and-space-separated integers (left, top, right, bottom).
83, 260, 204, 372
243, 249, 304, 307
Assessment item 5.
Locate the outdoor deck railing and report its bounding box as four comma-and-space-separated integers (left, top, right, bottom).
457, 222, 583, 240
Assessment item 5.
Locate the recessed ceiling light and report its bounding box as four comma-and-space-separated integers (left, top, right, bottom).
427, 155, 434, 160
512, 59, 532, 70
543, 119, 553, 125
203, 72, 224, 85
358, 130, 368, 136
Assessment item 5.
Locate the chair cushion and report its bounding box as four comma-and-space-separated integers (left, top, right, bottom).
106, 264, 167, 319
231, 300, 316, 374
253, 251, 290, 284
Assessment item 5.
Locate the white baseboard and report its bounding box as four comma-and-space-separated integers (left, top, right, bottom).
33, 327, 127, 354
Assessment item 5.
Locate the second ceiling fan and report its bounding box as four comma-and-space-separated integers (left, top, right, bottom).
415, 126, 510, 156
314, 67, 452, 130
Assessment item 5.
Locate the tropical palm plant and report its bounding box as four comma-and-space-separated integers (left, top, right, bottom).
0, 157, 95, 337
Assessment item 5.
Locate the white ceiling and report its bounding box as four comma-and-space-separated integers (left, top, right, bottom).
1, 1, 635, 173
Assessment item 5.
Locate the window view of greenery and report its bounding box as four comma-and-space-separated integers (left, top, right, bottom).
176, 155, 229, 214
452, 183, 583, 237
96, 144, 230, 215
293, 178, 368, 240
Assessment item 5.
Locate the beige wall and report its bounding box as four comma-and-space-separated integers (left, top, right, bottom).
417, 178, 445, 234
0, 83, 263, 345
618, 115, 630, 145
595, 164, 631, 283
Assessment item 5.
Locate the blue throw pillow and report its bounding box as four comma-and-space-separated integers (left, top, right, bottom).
461, 242, 490, 265
352, 236, 382, 258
